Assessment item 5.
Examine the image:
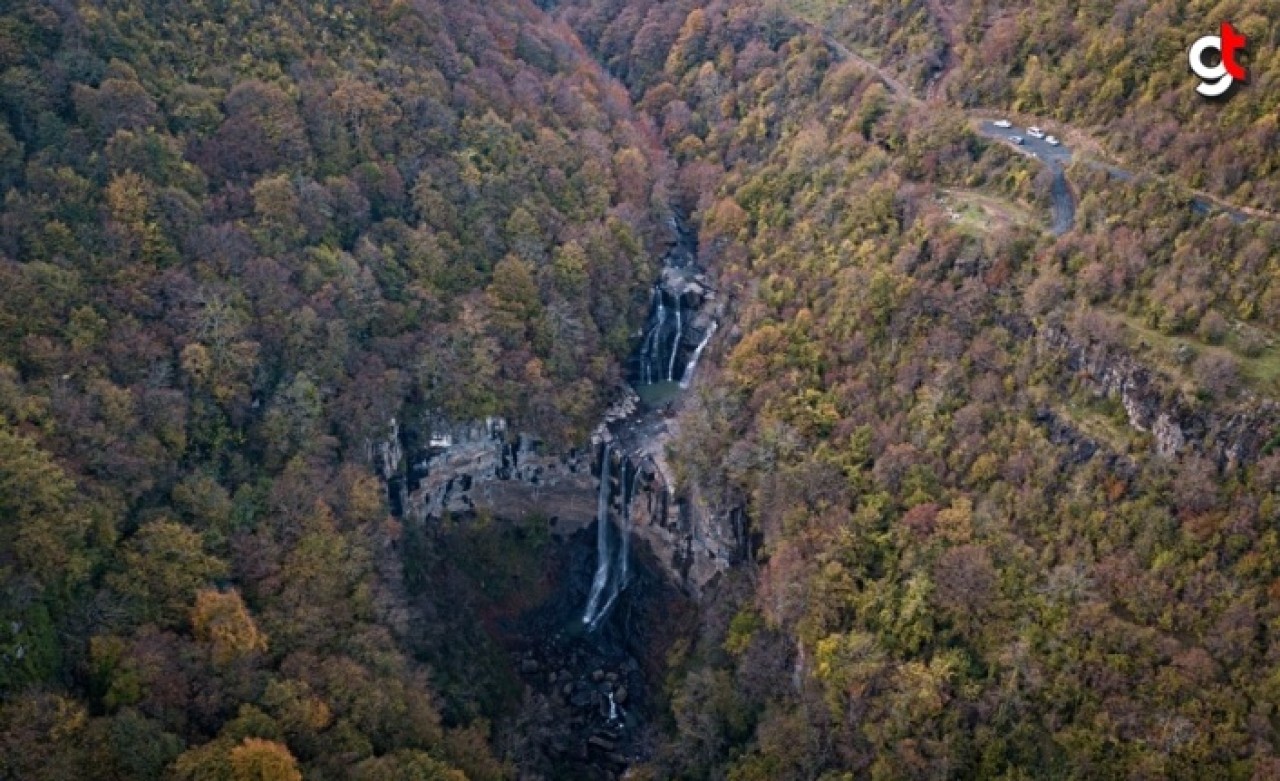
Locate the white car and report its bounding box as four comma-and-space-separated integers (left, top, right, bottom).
1026, 126, 1045, 139
994, 119, 1012, 128
1009, 135, 1024, 145
1045, 135, 1060, 146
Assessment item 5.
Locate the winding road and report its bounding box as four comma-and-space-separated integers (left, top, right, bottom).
823, 35, 919, 107
820, 27, 1274, 234
976, 121, 1075, 234
825, 34, 1079, 233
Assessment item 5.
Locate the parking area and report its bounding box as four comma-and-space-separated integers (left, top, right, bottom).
976, 119, 1076, 234
978, 120, 1072, 167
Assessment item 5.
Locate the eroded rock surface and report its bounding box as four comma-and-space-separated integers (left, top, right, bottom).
1039, 324, 1277, 467
377, 416, 597, 531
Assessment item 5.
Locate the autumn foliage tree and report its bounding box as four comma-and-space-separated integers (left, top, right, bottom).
191, 589, 268, 665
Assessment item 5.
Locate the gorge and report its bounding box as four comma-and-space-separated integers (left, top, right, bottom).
9, 0, 1280, 776
377, 216, 739, 775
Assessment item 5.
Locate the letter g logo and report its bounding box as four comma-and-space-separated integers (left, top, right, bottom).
1190, 22, 1247, 98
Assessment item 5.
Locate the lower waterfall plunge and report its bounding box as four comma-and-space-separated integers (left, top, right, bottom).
581, 443, 612, 626
591, 464, 633, 629
583, 457, 635, 631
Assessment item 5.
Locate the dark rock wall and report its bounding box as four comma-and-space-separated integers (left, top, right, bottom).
377, 417, 598, 530
1038, 324, 1278, 467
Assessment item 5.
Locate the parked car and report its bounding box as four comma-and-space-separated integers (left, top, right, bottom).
994, 119, 1012, 128
1026, 126, 1045, 139
1045, 135, 1060, 146
1009, 135, 1024, 145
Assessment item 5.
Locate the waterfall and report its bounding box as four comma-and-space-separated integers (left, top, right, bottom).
637, 288, 655, 384
667, 301, 682, 381
589, 464, 633, 630
640, 292, 666, 385
581, 443, 612, 626
679, 322, 717, 389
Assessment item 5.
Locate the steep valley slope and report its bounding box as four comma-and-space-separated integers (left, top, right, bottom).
3, 1, 1280, 780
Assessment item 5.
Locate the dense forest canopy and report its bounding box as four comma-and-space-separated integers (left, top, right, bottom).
3, 0, 1280, 779
0, 0, 668, 777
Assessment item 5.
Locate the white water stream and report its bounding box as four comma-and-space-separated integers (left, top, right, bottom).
667, 303, 681, 381
679, 322, 717, 389
581, 443, 612, 626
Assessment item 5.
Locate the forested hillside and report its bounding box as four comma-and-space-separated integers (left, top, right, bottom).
559, 0, 1280, 778
793, 0, 1280, 209
4, 0, 1280, 779
0, 0, 666, 777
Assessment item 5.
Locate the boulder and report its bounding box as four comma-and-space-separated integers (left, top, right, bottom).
588, 735, 616, 752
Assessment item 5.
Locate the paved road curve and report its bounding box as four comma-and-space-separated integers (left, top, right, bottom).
812, 26, 1275, 230
978, 120, 1072, 167
976, 119, 1254, 229
977, 120, 1075, 235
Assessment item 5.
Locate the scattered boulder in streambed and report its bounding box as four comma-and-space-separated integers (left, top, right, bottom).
588, 735, 616, 752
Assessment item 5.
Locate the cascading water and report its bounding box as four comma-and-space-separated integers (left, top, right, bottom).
679, 322, 717, 389
583, 217, 719, 631
667, 301, 682, 381
581, 443, 612, 626
589, 464, 633, 630
640, 292, 666, 385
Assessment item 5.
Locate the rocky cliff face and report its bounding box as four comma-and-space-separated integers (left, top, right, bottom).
1039, 324, 1278, 467
375, 416, 598, 532
591, 430, 743, 597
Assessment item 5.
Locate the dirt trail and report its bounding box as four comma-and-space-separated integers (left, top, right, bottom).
923, 0, 958, 101
823, 35, 921, 106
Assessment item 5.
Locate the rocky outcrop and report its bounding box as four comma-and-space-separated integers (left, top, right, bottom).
1033, 408, 1137, 479
1038, 324, 1278, 467
589, 435, 742, 597
375, 416, 598, 531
